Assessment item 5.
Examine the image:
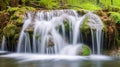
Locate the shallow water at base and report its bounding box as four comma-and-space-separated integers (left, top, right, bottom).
0, 53, 120, 67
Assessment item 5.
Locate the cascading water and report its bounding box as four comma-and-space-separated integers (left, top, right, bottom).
1, 36, 6, 51
15, 10, 104, 55
17, 10, 79, 54
86, 12, 103, 54
17, 12, 32, 53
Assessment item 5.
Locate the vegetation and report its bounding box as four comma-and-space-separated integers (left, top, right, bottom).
110, 12, 120, 24
81, 45, 91, 56
0, 0, 120, 10
0, 6, 35, 51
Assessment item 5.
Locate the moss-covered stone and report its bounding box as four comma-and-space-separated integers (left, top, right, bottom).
3, 24, 17, 38
81, 45, 91, 56
76, 45, 91, 56
81, 17, 90, 32
77, 9, 89, 15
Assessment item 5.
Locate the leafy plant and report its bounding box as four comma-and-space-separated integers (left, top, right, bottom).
110, 12, 120, 24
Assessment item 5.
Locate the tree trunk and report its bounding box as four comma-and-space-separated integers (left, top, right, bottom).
111, 0, 113, 5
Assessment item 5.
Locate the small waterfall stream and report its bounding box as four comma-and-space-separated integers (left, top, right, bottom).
1, 10, 103, 55
1, 36, 6, 51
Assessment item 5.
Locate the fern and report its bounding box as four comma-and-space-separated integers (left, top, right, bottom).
110, 12, 120, 24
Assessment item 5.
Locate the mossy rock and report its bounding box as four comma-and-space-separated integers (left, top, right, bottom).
81, 16, 90, 32
75, 45, 91, 56
60, 44, 91, 56
3, 24, 17, 37
94, 10, 107, 16
77, 9, 88, 15
6, 6, 36, 27
81, 45, 91, 56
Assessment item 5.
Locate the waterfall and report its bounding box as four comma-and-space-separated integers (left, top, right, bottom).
1, 36, 6, 51
86, 12, 103, 54
16, 10, 103, 55
17, 12, 32, 52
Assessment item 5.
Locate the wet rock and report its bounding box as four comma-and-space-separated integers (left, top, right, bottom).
77, 45, 91, 56
60, 44, 91, 56
24, 23, 34, 33
24, 27, 34, 33
77, 9, 89, 15
47, 35, 54, 47
104, 48, 120, 57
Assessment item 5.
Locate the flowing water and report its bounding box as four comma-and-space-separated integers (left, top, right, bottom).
16, 10, 103, 55
0, 53, 120, 67
1, 36, 6, 51
0, 10, 116, 67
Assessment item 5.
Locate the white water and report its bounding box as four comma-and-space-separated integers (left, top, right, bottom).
86, 12, 103, 54
60, 44, 83, 55
15, 10, 104, 55
17, 12, 32, 52
0, 53, 113, 63
1, 36, 6, 51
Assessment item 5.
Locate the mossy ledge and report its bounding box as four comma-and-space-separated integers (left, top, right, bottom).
0, 6, 36, 51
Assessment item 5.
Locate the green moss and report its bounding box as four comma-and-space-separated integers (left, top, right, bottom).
22, 6, 36, 11
117, 39, 120, 46
35, 34, 40, 39
7, 7, 20, 14
40, 0, 59, 9
81, 45, 91, 56
8, 6, 35, 26
64, 20, 71, 31
3, 24, 17, 38
81, 17, 90, 32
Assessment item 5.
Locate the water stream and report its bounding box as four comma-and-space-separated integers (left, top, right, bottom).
1, 36, 6, 51
16, 10, 103, 55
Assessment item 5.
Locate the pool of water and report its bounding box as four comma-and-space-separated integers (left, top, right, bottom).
0, 53, 120, 67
